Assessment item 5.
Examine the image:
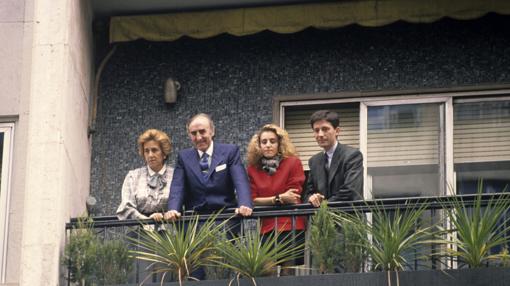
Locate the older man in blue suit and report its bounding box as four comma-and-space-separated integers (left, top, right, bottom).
164, 113, 252, 221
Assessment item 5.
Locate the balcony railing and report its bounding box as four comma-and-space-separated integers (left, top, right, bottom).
65, 193, 510, 285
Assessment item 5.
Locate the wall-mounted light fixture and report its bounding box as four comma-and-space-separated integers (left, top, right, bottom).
86, 196, 97, 216
164, 77, 181, 104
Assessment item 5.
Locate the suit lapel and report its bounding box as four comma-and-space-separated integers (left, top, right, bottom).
316, 153, 329, 196
186, 149, 205, 181
206, 143, 225, 180
328, 143, 342, 186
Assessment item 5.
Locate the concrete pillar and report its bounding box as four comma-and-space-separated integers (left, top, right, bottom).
18, 0, 93, 285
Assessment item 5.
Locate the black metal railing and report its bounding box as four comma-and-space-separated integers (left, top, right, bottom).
65, 193, 510, 285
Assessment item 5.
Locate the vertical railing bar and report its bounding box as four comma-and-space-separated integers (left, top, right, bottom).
136, 224, 140, 284
240, 216, 244, 237
291, 213, 297, 276
67, 227, 71, 286
413, 213, 418, 271
431, 208, 436, 270
305, 212, 312, 275
274, 215, 279, 277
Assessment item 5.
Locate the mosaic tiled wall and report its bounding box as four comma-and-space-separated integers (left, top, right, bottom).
91, 14, 510, 215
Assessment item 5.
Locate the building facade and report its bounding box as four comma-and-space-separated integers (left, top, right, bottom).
91, 13, 510, 215
0, 1, 509, 285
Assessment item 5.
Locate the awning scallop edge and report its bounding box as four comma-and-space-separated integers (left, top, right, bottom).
110, 0, 510, 43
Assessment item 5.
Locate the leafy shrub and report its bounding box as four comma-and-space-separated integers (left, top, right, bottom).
62, 217, 132, 286
308, 202, 343, 273
95, 239, 133, 284
62, 217, 98, 285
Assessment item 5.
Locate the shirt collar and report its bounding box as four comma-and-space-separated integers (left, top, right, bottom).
148, 164, 166, 176
197, 141, 214, 158
325, 141, 338, 159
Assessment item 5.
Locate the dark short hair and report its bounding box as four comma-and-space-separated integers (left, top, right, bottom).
310, 110, 340, 128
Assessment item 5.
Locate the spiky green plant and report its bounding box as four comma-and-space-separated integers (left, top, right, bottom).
129, 213, 231, 286
438, 180, 510, 268
308, 201, 343, 273
214, 228, 304, 285
334, 200, 434, 286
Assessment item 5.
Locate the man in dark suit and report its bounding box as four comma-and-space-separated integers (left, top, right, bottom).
303, 110, 363, 207
164, 113, 252, 220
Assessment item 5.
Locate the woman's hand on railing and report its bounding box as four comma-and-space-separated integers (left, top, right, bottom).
280, 188, 301, 205
163, 210, 181, 221
149, 212, 164, 222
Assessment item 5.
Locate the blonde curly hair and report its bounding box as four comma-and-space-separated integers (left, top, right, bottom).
137, 129, 172, 160
247, 124, 297, 167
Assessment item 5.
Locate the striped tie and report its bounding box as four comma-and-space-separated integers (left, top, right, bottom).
200, 153, 209, 176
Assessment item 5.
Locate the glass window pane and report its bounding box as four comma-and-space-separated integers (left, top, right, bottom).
454, 100, 510, 194
367, 103, 443, 198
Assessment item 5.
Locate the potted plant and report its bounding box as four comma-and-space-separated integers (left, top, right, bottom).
95, 239, 133, 284
63, 217, 98, 286
130, 212, 231, 286
308, 201, 343, 274
436, 180, 510, 268
214, 227, 304, 285
333, 200, 435, 286
62, 216, 132, 286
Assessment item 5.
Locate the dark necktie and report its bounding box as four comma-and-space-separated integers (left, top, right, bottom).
324, 152, 330, 196
324, 153, 330, 174
200, 153, 209, 176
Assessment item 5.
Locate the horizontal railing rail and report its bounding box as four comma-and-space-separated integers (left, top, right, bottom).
66, 193, 510, 229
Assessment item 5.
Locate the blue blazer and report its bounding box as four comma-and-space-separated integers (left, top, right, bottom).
168, 143, 252, 212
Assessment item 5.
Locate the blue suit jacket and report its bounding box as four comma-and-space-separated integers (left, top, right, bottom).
168, 143, 252, 212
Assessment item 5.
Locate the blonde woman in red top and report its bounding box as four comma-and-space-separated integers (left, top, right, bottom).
247, 124, 306, 273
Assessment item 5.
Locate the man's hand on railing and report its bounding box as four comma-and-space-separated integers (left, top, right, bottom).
149, 213, 164, 222
308, 193, 325, 208
163, 210, 181, 221
235, 205, 253, 216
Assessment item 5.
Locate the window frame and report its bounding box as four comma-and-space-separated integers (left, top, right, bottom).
0, 122, 14, 283
274, 85, 510, 200
452, 95, 510, 195
361, 97, 451, 199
